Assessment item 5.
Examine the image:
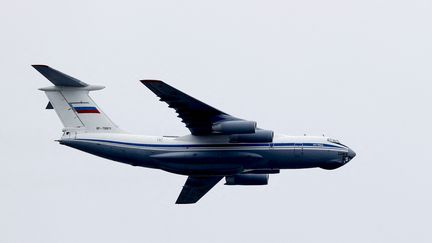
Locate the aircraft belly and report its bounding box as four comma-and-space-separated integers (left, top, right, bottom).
151, 151, 267, 176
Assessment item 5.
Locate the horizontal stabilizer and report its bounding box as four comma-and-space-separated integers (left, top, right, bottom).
32, 65, 88, 87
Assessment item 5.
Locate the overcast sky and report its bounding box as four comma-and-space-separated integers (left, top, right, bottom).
1, 0, 432, 242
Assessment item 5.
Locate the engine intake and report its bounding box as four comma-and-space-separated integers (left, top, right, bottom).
225, 174, 269, 185
229, 130, 274, 143
212, 120, 256, 134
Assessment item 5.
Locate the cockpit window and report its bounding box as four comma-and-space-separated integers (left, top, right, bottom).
327, 138, 347, 147
327, 138, 340, 144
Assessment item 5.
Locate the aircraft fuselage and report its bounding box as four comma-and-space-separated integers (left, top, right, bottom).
60, 133, 356, 176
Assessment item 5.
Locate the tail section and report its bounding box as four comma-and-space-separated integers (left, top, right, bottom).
33, 65, 122, 133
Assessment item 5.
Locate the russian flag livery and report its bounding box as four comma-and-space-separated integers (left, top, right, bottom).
73, 106, 100, 114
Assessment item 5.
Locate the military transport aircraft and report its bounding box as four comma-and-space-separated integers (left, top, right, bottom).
33, 65, 356, 204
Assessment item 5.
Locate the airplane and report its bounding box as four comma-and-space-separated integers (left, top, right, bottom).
33, 65, 356, 204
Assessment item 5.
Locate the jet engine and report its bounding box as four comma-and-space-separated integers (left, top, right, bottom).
229, 130, 274, 143
225, 173, 269, 185
212, 120, 257, 134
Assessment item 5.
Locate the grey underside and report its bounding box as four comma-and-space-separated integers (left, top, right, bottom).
61, 139, 347, 176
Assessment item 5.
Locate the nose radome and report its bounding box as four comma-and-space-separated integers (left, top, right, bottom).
348, 148, 356, 159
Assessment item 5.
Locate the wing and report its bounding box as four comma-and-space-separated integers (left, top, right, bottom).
141, 80, 241, 135
176, 176, 223, 204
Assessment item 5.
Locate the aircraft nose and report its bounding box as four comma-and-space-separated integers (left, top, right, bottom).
347, 148, 356, 160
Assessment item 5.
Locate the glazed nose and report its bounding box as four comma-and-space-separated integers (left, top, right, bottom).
347, 148, 356, 159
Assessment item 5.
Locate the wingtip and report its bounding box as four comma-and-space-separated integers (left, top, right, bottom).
140, 79, 163, 85
32, 64, 51, 72
32, 64, 49, 68
175, 200, 195, 205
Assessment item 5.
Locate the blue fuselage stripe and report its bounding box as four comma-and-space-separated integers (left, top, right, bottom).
74, 139, 344, 149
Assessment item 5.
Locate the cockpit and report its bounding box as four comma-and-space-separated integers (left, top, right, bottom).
327, 138, 348, 148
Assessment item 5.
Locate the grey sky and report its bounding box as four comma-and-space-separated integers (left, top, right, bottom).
1, 0, 431, 242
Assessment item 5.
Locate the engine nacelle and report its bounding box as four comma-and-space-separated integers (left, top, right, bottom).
229, 130, 274, 143
212, 120, 256, 134
225, 174, 269, 185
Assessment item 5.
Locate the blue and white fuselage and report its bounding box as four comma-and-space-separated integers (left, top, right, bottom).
61, 133, 355, 175
34, 65, 356, 204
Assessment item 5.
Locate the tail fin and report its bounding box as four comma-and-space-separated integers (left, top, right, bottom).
33, 65, 122, 133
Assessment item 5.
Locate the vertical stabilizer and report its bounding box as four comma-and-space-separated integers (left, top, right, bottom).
33, 65, 122, 133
